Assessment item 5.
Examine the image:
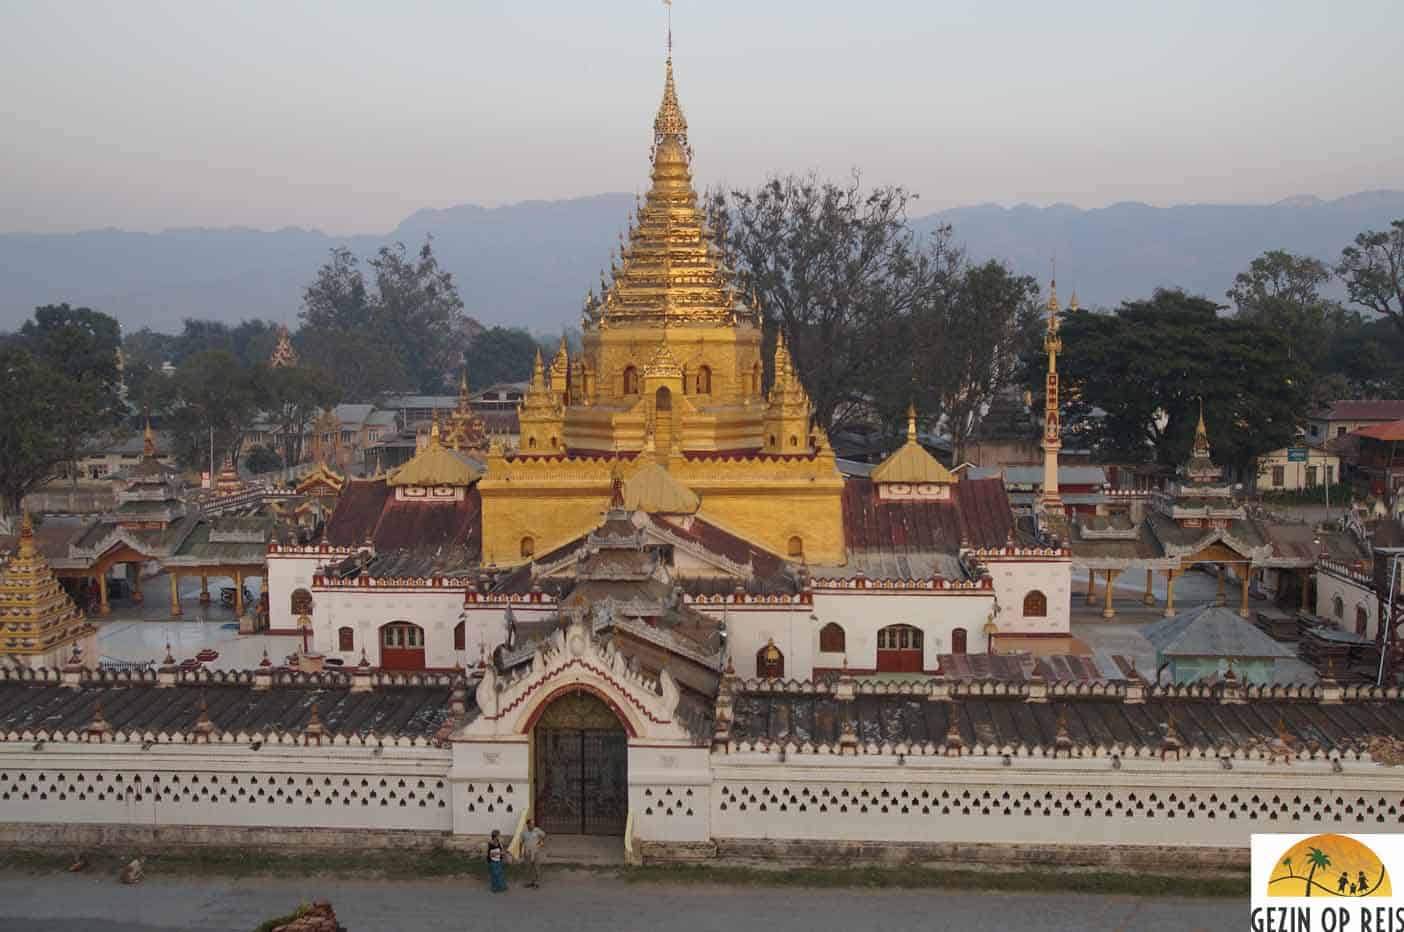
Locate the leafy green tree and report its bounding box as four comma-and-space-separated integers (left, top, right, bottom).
299, 328, 410, 401
263, 365, 342, 468
121, 327, 178, 369
1338, 219, 1404, 335
1227, 250, 1342, 373
713, 174, 938, 432
300, 238, 467, 393
243, 444, 283, 475
1323, 314, 1404, 398
167, 350, 264, 470
465, 327, 542, 389
18, 304, 125, 485
0, 347, 69, 514
1029, 289, 1308, 475
170, 319, 237, 363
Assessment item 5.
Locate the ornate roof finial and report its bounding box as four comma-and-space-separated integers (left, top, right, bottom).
609, 459, 626, 510
429, 408, 441, 444
1068, 289, 1079, 311
653, 45, 688, 154
1192, 397, 1211, 459
906, 403, 918, 443
17, 511, 34, 558
143, 418, 156, 458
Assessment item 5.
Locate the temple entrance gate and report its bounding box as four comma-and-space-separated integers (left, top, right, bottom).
532, 690, 628, 835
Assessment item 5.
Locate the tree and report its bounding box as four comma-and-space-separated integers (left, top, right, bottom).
465, 327, 541, 389
1227, 250, 1342, 373
170, 319, 236, 364
121, 327, 178, 369
1338, 219, 1404, 335
167, 351, 264, 471
299, 329, 410, 401
0, 348, 69, 514
1304, 846, 1332, 897
910, 254, 1041, 458
300, 238, 467, 394
263, 365, 342, 469
1030, 289, 1308, 475
713, 174, 938, 432
243, 444, 283, 475
17, 305, 125, 486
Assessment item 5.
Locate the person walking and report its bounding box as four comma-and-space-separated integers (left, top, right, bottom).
486, 830, 508, 893
522, 818, 547, 888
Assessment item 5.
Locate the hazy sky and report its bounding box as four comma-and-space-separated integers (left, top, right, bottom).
3, 0, 1402, 234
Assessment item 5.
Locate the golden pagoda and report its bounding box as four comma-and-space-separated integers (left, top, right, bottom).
443, 368, 488, 454
0, 514, 94, 665
269, 324, 299, 368
478, 53, 845, 565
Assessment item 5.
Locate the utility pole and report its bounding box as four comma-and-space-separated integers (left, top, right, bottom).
208, 425, 215, 492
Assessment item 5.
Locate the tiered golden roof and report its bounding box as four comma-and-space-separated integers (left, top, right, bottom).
0, 514, 90, 657
387, 418, 483, 488
870, 405, 956, 484
584, 58, 754, 329
269, 324, 299, 368
623, 462, 701, 514
443, 369, 488, 454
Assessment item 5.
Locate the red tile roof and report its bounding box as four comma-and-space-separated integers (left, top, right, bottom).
1312, 400, 1404, 422
841, 477, 1013, 554
1356, 419, 1404, 442
323, 479, 480, 558
649, 514, 785, 579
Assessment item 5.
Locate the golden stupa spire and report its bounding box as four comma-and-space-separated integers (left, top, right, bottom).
18, 511, 35, 559
429, 408, 442, 445
906, 403, 918, 443
1192, 397, 1211, 459
142, 417, 156, 458
0, 510, 90, 660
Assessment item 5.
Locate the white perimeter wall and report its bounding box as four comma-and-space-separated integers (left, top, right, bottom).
709, 754, 1404, 848
987, 557, 1071, 636
0, 743, 453, 833
1316, 570, 1378, 639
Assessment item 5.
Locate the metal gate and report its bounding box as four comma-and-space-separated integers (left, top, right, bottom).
532, 692, 628, 835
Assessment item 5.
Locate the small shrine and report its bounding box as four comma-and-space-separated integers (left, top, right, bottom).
0, 514, 94, 666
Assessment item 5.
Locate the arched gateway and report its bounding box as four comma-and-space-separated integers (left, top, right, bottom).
531, 689, 628, 835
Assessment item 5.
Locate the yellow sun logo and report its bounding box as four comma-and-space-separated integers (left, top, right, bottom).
1268, 835, 1391, 898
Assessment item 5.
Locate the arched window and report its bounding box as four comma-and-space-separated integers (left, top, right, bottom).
696, 365, 712, 394
752, 362, 762, 396
291, 588, 313, 615
1023, 590, 1048, 618
549, 436, 558, 449
819, 622, 845, 653
787, 536, 804, 559
655, 386, 671, 410
520, 536, 536, 558
952, 627, 968, 654
756, 640, 785, 678
337, 626, 354, 652
623, 366, 639, 395
1356, 604, 1369, 636
380, 622, 424, 649
788, 435, 798, 448
454, 620, 466, 651
1332, 595, 1344, 619
876, 624, 923, 672
528, 436, 537, 449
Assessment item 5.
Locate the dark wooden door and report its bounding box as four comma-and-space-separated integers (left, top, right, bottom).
533, 692, 628, 835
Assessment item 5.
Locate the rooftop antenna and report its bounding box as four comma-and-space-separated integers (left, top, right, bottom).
665, 0, 673, 59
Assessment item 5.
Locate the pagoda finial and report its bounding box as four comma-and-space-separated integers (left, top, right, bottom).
429, 409, 441, 444
531, 348, 546, 388
143, 418, 156, 458
1192, 397, 1211, 459
906, 403, 918, 443
653, 44, 688, 154
1046, 258, 1060, 312
1068, 289, 1079, 311
17, 512, 34, 558
459, 366, 469, 398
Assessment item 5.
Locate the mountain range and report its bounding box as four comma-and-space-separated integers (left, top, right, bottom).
2, 190, 1401, 335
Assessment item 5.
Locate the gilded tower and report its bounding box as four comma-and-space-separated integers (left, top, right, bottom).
1038, 282, 1065, 514
479, 54, 844, 566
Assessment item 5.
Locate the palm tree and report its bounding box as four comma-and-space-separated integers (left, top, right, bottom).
1281, 856, 1295, 878
1304, 847, 1332, 896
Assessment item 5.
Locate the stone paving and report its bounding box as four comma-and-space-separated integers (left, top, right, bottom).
0, 871, 1235, 931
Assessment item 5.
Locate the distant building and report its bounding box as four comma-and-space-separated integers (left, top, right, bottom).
1307, 400, 1404, 443
66, 430, 178, 481
1256, 444, 1340, 492
1142, 604, 1295, 684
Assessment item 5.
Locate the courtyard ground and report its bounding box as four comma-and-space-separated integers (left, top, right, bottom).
0, 869, 1236, 931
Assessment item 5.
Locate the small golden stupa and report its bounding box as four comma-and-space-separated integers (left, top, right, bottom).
0, 513, 93, 664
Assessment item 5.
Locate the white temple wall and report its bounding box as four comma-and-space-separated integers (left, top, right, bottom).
266, 550, 338, 633
1315, 569, 1378, 638
312, 587, 475, 668
704, 603, 815, 679
808, 591, 995, 673
986, 556, 1071, 636
629, 744, 711, 843
708, 755, 1403, 848
0, 743, 453, 833
450, 737, 530, 838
